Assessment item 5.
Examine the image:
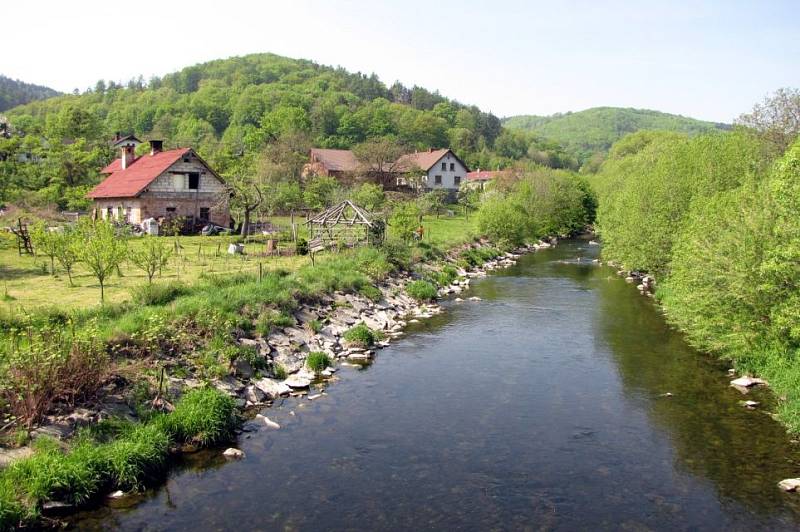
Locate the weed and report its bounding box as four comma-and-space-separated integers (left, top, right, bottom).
343, 323, 376, 348
306, 352, 332, 374
406, 280, 438, 302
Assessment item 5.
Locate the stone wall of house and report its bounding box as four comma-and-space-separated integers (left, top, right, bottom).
148, 152, 226, 194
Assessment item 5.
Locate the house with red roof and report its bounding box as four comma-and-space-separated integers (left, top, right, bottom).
304, 147, 470, 193
465, 169, 510, 190
88, 135, 229, 228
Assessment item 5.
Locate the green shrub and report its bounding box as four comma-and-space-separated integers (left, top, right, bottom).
272, 363, 287, 380
358, 284, 382, 302
158, 387, 236, 446
100, 423, 170, 490
342, 323, 376, 348
406, 280, 438, 302
307, 319, 323, 333
255, 309, 295, 336
306, 352, 332, 374
131, 281, 189, 306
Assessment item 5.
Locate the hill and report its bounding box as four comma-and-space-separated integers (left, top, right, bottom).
503, 107, 729, 163
0, 75, 60, 112
1, 53, 574, 209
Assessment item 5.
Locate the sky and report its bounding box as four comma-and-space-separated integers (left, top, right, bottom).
3, 0, 798, 123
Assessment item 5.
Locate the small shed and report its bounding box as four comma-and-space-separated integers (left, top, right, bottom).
306, 200, 383, 249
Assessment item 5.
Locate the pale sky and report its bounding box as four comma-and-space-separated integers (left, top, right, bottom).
3, 0, 798, 122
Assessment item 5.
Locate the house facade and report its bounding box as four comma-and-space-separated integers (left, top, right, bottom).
88, 136, 229, 227
398, 148, 469, 191
304, 148, 359, 179
465, 169, 510, 190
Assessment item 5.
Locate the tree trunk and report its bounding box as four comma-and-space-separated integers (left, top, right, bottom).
241, 209, 251, 237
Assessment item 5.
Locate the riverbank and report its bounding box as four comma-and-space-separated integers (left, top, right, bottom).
0, 233, 552, 529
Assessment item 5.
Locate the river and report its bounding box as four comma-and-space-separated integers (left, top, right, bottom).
69, 240, 800, 531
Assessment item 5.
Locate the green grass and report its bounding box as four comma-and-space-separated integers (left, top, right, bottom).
406, 280, 438, 302
342, 323, 378, 348
0, 387, 236, 530
306, 352, 332, 374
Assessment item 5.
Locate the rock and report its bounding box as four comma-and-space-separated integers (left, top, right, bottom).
213, 376, 245, 396
239, 338, 259, 347
308, 393, 323, 400
32, 422, 73, 440
256, 414, 280, 429
454, 297, 464, 302
284, 373, 313, 388
469, 296, 482, 302
779, 478, 800, 492
244, 385, 266, 404
254, 378, 291, 399
223, 448, 245, 459
41, 501, 73, 516
730, 376, 768, 388
743, 400, 760, 409
659, 392, 673, 397
108, 490, 126, 499
232, 358, 254, 379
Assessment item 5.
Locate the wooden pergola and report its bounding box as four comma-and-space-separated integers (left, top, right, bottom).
306, 200, 382, 249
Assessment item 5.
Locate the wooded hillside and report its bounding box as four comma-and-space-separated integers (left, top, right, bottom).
504, 107, 728, 164
0, 75, 60, 112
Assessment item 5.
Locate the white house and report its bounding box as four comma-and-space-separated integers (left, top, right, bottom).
397, 148, 470, 192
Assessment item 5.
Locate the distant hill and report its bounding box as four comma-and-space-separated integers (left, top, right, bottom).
0, 75, 60, 111
503, 107, 729, 163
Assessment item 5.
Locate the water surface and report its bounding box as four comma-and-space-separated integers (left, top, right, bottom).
70, 241, 800, 531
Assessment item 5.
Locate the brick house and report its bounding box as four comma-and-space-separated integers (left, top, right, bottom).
88, 135, 229, 227
304, 148, 359, 179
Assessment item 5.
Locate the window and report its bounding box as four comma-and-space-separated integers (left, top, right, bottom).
450, 163, 455, 171
172, 174, 184, 189
166, 207, 177, 217
454, 176, 461, 186
106, 207, 113, 219
188, 172, 200, 190
199, 207, 210, 221
434, 175, 442, 185
441, 162, 446, 171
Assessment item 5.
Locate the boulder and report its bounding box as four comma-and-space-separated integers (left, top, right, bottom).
256, 414, 281, 429
232, 358, 254, 379
730, 376, 767, 388
223, 448, 245, 459
254, 378, 291, 399
284, 373, 313, 389
779, 478, 800, 492
244, 385, 266, 404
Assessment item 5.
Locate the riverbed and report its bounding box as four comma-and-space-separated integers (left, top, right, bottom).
69, 240, 800, 530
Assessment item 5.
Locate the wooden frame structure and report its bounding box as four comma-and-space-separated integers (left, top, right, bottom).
306, 200, 380, 249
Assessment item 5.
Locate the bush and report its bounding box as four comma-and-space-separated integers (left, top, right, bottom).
342, 323, 377, 348
131, 281, 189, 306
306, 352, 332, 374
406, 280, 438, 302
158, 387, 236, 446
476, 196, 528, 246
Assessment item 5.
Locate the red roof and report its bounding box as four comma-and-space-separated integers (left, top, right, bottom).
309, 148, 359, 172
466, 170, 509, 182
89, 148, 191, 199
396, 148, 451, 172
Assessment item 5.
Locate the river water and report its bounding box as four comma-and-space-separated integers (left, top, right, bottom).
70, 240, 800, 531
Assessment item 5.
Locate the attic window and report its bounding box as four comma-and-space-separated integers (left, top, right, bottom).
441, 162, 446, 171
188, 172, 200, 190
450, 163, 455, 171
183, 156, 190, 163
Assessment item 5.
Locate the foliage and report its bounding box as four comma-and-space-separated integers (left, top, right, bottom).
306, 351, 332, 374
53, 226, 82, 286
157, 387, 237, 445
131, 281, 189, 306
476, 195, 528, 246
129, 236, 172, 284
736, 87, 800, 154
504, 106, 728, 165
342, 322, 377, 348
29, 221, 59, 274
389, 201, 423, 242
406, 280, 438, 301
352, 182, 386, 211
0, 75, 60, 112
303, 175, 340, 211
75, 219, 128, 302
422, 189, 449, 218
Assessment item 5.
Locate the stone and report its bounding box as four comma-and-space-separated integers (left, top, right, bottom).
232, 358, 254, 379
284, 373, 313, 388
244, 385, 266, 404
41, 501, 73, 515
254, 378, 291, 399
256, 414, 281, 429
308, 393, 323, 400
223, 448, 245, 459
108, 490, 126, 499
730, 376, 767, 388
239, 338, 259, 347
454, 297, 464, 302
469, 296, 482, 301
743, 400, 760, 409
779, 478, 800, 492
213, 377, 245, 396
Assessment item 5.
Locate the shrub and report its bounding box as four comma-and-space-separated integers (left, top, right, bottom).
255, 309, 295, 336
306, 351, 332, 374
131, 281, 188, 306
476, 196, 527, 246
342, 323, 376, 348
158, 387, 236, 446
272, 363, 287, 380
358, 284, 382, 302
406, 280, 438, 302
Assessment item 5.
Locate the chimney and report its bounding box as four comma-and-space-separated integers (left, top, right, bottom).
121, 143, 136, 169
114, 131, 121, 142
149, 139, 163, 155
429, 148, 433, 153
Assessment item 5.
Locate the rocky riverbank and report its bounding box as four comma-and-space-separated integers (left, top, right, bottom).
5, 238, 555, 460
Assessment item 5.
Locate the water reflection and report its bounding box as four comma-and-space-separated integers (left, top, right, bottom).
69, 241, 800, 531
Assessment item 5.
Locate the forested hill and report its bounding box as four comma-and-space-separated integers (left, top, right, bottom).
503, 107, 729, 164
1, 53, 577, 209
0, 75, 60, 111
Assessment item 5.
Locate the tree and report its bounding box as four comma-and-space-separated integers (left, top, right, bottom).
389, 201, 423, 243
53, 228, 81, 286
303, 176, 340, 211
457, 184, 481, 219
30, 222, 59, 275
75, 220, 128, 303
422, 189, 448, 218
227, 170, 264, 236
130, 237, 172, 284
352, 182, 386, 211
353, 137, 406, 188
736, 87, 800, 154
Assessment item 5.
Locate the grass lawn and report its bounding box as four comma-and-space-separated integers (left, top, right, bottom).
0, 213, 477, 313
